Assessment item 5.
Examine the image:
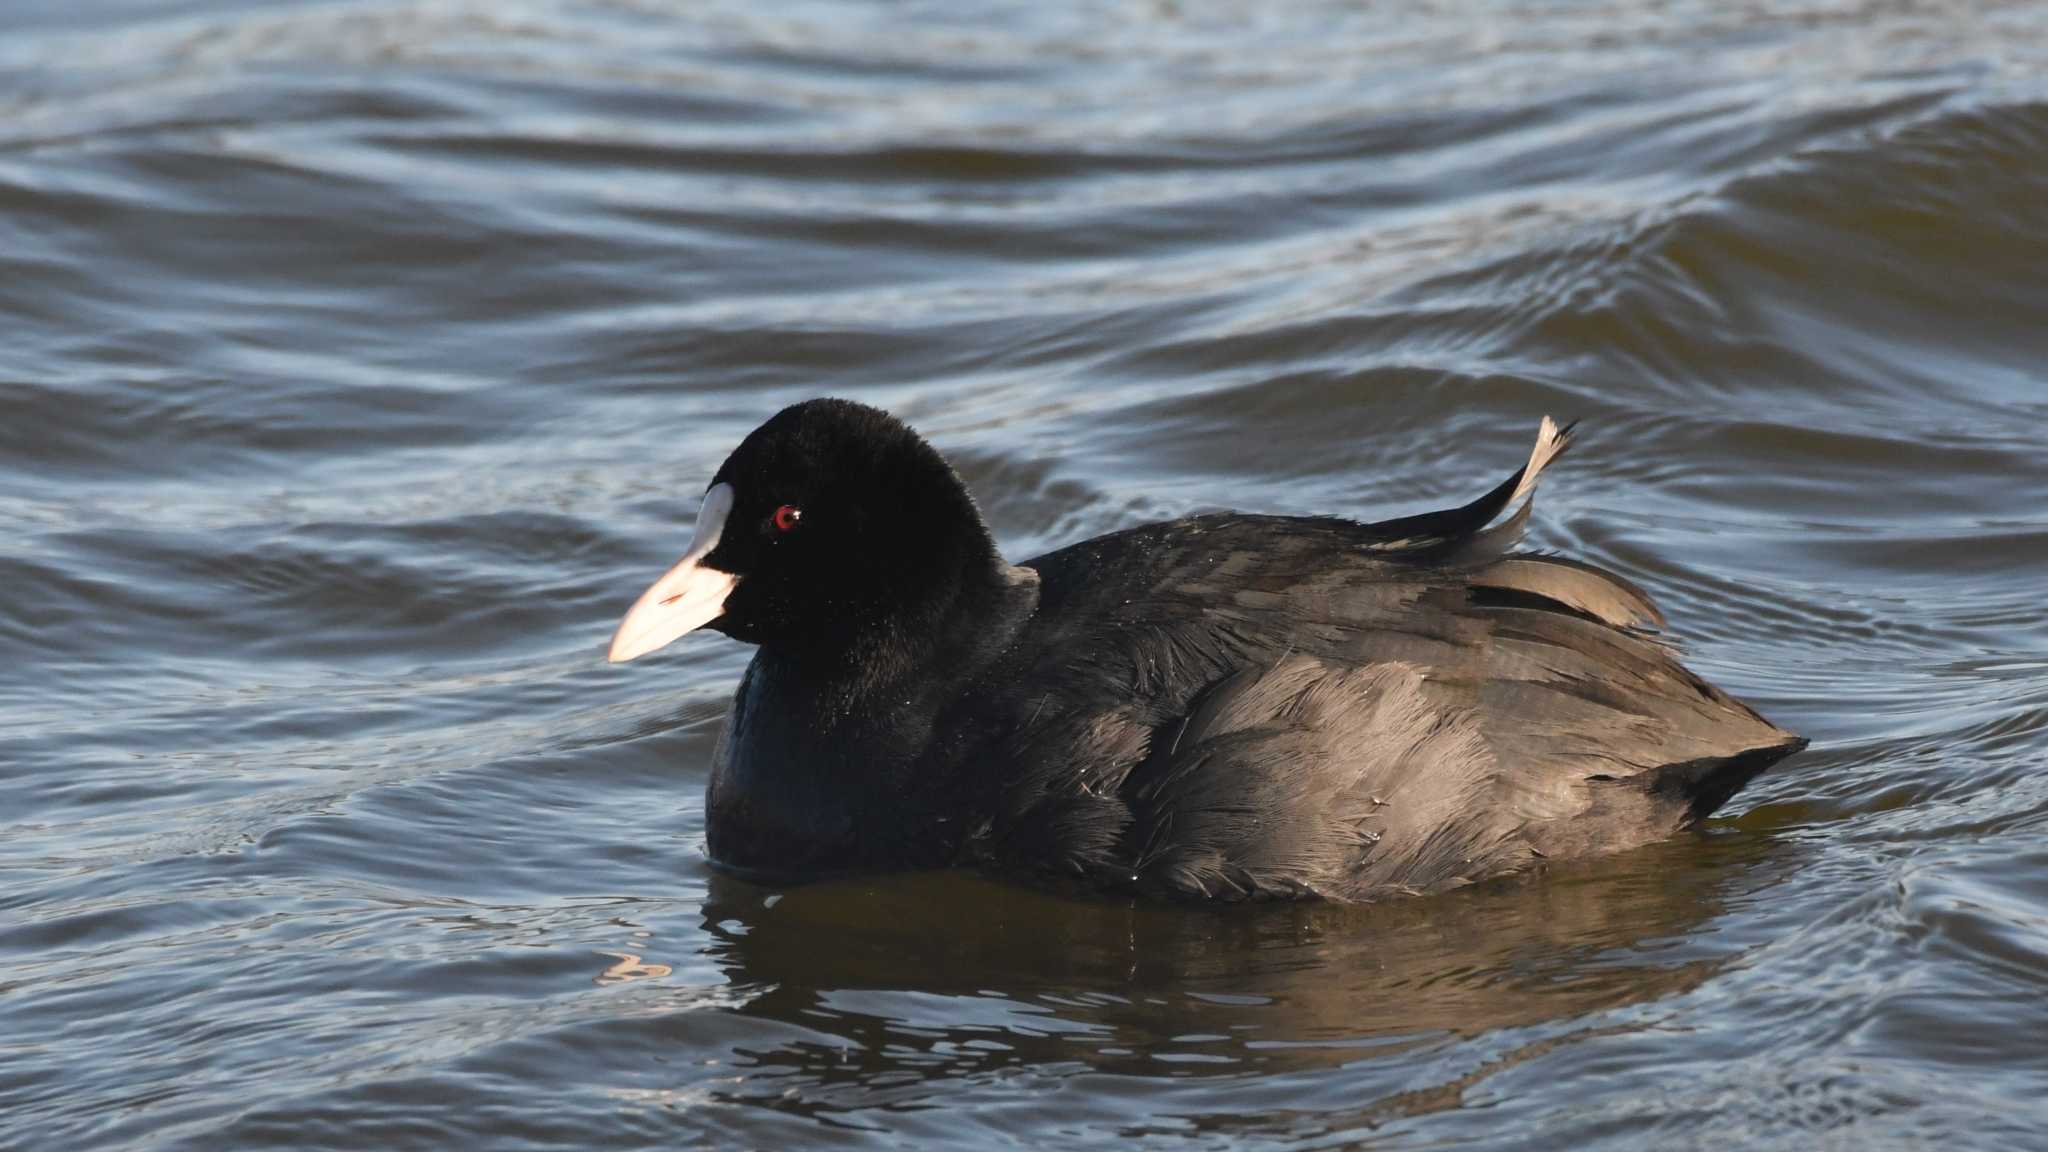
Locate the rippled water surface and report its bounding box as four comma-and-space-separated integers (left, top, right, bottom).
6, 1, 2048, 1147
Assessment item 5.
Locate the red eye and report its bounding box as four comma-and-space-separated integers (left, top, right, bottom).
771, 504, 802, 533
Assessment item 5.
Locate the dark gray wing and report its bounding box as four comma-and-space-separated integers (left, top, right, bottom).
965, 419, 1801, 901
1119, 656, 1509, 901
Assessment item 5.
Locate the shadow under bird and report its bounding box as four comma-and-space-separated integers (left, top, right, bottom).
608, 399, 1805, 902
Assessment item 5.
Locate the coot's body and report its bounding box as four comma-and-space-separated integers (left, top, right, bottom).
611, 400, 1804, 902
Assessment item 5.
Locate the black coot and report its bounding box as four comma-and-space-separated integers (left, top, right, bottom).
609, 399, 1805, 902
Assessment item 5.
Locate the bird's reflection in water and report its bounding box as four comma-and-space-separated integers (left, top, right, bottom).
694, 827, 1793, 1126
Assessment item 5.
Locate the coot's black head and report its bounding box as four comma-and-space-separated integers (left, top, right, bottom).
609, 399, 1002, 664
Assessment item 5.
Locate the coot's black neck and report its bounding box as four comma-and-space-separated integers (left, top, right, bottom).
705, 555, 1040, 877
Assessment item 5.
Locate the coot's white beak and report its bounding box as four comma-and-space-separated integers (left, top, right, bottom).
608, 482, 739, 663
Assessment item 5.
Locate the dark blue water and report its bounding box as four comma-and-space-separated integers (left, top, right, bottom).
5, 2, 2048, 1147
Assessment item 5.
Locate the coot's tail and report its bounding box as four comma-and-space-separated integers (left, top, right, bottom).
1645, 736, 1812, 826
1349, 415, 1810, 842
1358, 416, 1576, 566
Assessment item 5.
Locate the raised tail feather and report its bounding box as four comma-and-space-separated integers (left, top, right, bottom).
1361, 416, 1578, 566
1510, 415, 1574, 505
